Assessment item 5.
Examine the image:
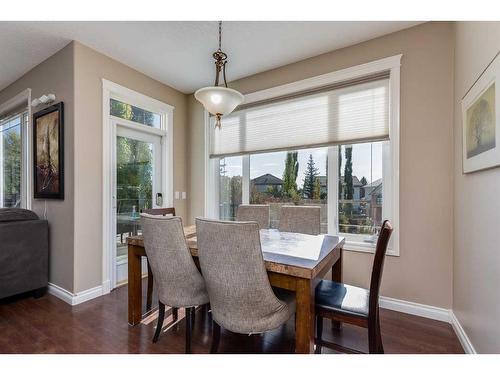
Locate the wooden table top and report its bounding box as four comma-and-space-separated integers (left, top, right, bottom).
128, 225, 344, 279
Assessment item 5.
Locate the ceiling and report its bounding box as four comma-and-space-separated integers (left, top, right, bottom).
0, 21, 422, 94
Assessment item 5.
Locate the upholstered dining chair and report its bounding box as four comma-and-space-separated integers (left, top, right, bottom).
314, 220, 393, 354
140, 214, 209, 353
196, 218, 296, 353
236, 204, 270, 229
140, 207, 176, 311
278, 205, 321, 235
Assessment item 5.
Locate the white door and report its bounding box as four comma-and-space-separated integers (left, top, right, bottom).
112, 121, 163, 286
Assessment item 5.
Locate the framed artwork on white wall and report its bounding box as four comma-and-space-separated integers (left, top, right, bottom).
462, 51, 500, 173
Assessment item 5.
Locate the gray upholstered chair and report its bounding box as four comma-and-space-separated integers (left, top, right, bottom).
196, 218, 295, 353
140, 207, 176, 311
278, 205, 321, 235
236, 204, 270, 229
140, 213, 209, 353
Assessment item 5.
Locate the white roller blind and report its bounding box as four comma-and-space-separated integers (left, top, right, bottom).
210, 78, 390, 157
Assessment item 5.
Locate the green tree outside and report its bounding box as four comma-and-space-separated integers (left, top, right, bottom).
313, 177, 321, 200
1, 124, 21, 207
282, 151, 299, 197
302, 154, 319, 199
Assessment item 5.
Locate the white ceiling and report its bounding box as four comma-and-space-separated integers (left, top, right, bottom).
0, 21, 422, 94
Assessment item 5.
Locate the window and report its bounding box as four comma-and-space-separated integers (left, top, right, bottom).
110, 98, 161, 128
206, 55, 400, 255
338, 141, 384, 245
0, 111, 28, 208
249, 148, 328, 233
219, 156, 243, 220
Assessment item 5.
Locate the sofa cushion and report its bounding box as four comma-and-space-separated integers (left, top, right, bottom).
0, 208, 39, 222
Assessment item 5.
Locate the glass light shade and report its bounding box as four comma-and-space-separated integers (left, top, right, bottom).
194, 86, 244, 116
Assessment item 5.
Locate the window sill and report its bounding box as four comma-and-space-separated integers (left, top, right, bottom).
342, 241, 399, 257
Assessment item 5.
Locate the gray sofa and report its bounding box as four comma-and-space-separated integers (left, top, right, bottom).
0, 208, 49, 299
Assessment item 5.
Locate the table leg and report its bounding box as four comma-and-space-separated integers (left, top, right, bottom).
295, 277, 315, 354
331, 246, 343, 330
128, 245, 143, 325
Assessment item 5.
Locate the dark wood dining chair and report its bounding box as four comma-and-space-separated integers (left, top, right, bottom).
315, 220, 393, 354
140, 207, 176, 312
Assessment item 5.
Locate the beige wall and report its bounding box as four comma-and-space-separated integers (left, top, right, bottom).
73, 42, 188, 292
0, 43, 75, 292
453, 22, 500, 353
188, 22, 455, 308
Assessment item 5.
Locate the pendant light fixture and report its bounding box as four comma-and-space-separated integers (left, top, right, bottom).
195, 21, 244, 128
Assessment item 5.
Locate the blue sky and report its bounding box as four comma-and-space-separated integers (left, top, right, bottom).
220, 141, 384, 187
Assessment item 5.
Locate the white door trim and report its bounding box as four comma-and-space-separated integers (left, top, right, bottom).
102, 79, 174, 294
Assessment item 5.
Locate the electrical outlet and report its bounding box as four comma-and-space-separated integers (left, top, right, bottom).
181, 192, 187, 199
175, 191, 180, 199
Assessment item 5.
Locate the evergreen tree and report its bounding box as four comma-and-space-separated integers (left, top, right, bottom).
282, 151, 299, 196
302, 154, 319, 199
360, 176, 367, 186
313, 177, 321, 200
343, 146, 353, 200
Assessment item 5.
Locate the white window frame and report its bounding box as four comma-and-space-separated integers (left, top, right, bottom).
102, 79, 174, 293
204, 55, 401, 256
0, 89, 32, 210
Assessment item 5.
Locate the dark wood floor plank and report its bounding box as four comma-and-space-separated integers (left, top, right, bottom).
0, 284, 463, 354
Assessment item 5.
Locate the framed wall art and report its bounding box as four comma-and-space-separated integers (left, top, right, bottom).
462, 51, 500, 173
33, 102, 64, 199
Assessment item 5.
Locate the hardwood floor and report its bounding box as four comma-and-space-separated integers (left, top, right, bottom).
0, 283, 464, 354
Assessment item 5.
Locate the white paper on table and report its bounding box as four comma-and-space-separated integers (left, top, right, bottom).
260, 229, 324, 261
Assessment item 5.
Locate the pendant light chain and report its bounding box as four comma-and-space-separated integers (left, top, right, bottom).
218, 21, 222, 51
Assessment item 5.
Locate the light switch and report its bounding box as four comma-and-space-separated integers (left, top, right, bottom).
181, 192, 187, 199
175, 191, 180, 199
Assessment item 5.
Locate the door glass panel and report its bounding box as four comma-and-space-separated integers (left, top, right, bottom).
0, 114, 22, 208
110, 98, 161, 128
115, 136, 154, 260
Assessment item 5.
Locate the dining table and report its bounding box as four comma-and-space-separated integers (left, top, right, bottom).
127, 225, 344, 354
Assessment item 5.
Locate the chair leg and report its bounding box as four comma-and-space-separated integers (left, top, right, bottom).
368, 318, 378, 354
146, 261, 153, 311
190, 306, 196, 327
153, 302, 165, 343
172, 307, 178, 322
210, 320, 221, 354
376, 311, 384, 354
185, 307, 193, 354
315, 316, 323, 354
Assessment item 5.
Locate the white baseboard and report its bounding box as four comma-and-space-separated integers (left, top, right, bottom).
47, 283, 74, 305
102, 279, 111, 295
379, 295, 451, 322
380, 295, 477, 354
48, 283, 104, 306
450, 311, 476, 354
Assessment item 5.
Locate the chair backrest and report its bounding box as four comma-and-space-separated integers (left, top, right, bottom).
140, 214, 206, 307
368, 220, 393, 317
278, 205, 321, 235
196, 218, 287, 334
236, 204, 270, 229
140, 207, 176, 216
